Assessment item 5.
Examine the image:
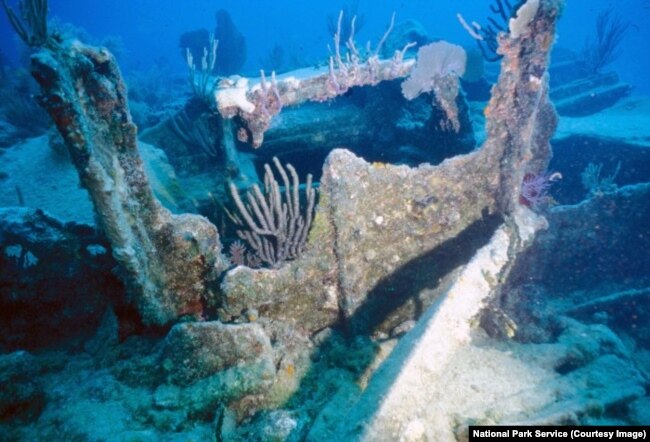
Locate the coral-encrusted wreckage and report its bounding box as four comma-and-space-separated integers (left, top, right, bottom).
3, 0, 649, 439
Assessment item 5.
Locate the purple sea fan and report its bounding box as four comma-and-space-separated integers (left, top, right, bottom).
520, 171, 561, 208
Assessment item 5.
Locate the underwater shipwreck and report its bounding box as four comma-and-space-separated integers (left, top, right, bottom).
1, 0, 650, 440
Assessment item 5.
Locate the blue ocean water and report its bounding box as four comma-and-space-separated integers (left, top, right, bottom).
1, 0, 648, 91
0, 0, 649, 439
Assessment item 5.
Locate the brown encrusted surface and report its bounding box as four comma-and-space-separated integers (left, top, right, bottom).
161, 321, 274, 386
219, 146, 501, 335
219, 190, 340, 333
31, 40, 228, 325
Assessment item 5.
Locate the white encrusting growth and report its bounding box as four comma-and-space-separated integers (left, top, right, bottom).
214, 77, 255, 114
212, 11, 420, 147
509, 0, 540, 38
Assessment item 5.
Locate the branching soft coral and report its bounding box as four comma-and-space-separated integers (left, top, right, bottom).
1, 0, 49, 47
581, 8, 630, 74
